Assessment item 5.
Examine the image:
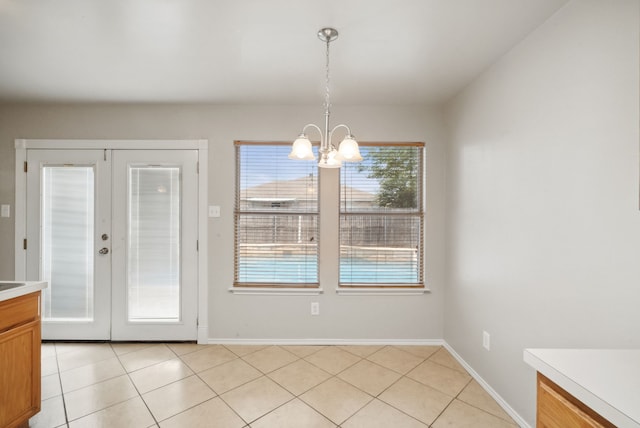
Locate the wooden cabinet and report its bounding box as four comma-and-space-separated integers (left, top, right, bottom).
0, 292, 41, 428
537, 373, 615, 428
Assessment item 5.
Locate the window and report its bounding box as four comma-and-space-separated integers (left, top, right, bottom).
234, 141, 425, 291
234, 142, 318, 287
340, 143, 424, 287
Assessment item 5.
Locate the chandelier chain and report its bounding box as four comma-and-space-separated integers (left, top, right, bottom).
324, 38, 331, 113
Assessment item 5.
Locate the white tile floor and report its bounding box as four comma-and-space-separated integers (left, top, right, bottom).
32, 342, 518, 427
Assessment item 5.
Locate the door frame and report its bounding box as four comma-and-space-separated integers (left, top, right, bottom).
14, 139, 209, 344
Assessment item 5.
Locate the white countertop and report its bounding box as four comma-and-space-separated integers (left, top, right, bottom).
524, 348, 640, 428
0, 281, 48, 302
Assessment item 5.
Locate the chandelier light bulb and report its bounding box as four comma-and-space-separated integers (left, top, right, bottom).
337, 135, 362, 162
288, 135, 315, 160
318, 149, 342, 168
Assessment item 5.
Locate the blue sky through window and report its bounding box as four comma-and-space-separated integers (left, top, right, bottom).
239, 145, 379, 192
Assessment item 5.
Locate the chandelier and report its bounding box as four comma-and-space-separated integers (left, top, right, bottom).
288, 27, 362, 168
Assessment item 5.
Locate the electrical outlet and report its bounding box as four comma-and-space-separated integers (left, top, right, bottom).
483, 331, 491, 351
311, 302, 320, 316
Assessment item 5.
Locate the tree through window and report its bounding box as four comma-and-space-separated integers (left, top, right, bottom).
340, 143, 424, 287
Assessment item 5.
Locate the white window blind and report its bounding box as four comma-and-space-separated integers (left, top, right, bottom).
41, 166, 95, 320
234, 142, 319, 287
128, 166, 180, 320
340, 143, 424, 287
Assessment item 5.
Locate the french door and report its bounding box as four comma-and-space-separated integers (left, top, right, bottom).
24, 148, 199, 341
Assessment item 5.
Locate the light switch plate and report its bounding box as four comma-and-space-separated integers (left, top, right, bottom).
208, 205, 221, 218
0, 204, 10, 218
483, 331, 491, 351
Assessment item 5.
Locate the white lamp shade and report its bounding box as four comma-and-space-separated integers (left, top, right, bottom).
318, 149, 342, 168
337, 136, 362, 162
288, 135, 315, 160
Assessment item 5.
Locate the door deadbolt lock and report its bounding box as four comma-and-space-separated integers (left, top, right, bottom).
101, 234, 109, 241
99, 247, 109, 255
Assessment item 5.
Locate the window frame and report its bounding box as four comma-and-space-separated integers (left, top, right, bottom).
232, 140, 427, 294
338, 142, 425, 289
233, 141, 320, 289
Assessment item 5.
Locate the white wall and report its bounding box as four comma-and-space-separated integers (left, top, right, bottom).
0, 103, 446, 341
444, 0, 640, 425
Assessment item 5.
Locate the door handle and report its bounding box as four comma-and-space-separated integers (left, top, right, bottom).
99, 247, 109, 255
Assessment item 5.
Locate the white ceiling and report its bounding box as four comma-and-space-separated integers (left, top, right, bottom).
0, 0, 569, 105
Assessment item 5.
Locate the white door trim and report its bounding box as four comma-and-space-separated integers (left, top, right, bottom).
15, 139, 209, 344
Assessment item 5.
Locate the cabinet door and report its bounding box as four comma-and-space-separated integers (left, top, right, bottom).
0, 320, 41, 428
537, 374, 614, 428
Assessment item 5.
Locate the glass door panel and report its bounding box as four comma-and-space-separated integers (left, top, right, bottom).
41, 166, 95, 321
128, 166, 181, 321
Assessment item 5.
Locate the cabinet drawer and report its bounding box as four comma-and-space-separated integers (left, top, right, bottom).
537, 374, 615, 428
0, 292, 39, 333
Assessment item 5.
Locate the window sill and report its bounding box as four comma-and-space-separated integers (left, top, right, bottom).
336, 287, 430, 296
228, 287, 324, 296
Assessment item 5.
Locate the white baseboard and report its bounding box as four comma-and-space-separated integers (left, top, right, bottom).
443, 342, 530, 428
208, 338, 446, 346
197, 326, 209, 345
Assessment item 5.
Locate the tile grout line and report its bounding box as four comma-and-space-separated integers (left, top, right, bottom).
54, 343, 393, 425
45, 342, 512, 428
352, 350, 435, 428
298, 347, 364, 378
113, 342, 162, 427
241, 344, 435, 426
345, 344, 481, 427
454, 387, 519, 425
141, 344, 204, 425
218, 345, 308, 425
212, 345, 364, 426
53, 344, 70, 428
156, 344, 302, 425
60, 344, 153, 426
237, 344, 303, 376
185, 348, 250, 426
291, 350, 373, 426
428, 376, 474, 427
51, 343, 188, 427
241, 367, 356, 426
129, 343, 246, 426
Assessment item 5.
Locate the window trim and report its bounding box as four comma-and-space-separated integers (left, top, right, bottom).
228, 287, 324, 295
335, 287, 429, 295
